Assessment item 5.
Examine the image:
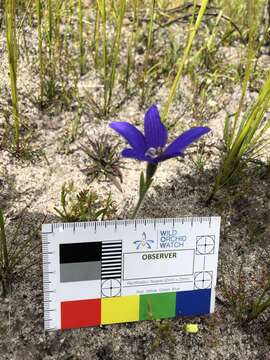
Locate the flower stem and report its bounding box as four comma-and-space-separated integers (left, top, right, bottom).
131, 163, 157, 219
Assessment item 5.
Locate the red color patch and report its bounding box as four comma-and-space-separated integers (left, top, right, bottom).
61, 299, 101, 329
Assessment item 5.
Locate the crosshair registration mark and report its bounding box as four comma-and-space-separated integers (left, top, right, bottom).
194, 271, 213, 289
196, 235, 215, 255
101, 279, 121, 297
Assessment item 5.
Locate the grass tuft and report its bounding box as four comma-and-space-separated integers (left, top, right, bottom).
5, 0, 20, 151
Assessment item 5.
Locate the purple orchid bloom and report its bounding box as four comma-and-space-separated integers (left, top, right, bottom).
109, 105, 211, 164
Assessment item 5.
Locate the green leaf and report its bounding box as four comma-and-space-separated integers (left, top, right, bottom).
54, 207, 66, 220
223, 113, 232, 151
0, 208, 8, 270
107, 173, 122, 192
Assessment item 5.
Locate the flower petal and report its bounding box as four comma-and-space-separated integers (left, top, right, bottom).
162, 127, 211, 157
110, 122, 146, 152
156, 151, 184, 162
122, 148, 156, 163
144, 105, 168, 149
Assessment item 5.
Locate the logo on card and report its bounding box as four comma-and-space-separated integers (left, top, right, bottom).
159, 230, 187, 248
133, 232, 154, 250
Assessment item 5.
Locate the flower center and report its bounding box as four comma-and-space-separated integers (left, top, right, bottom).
145, 146, 164, 159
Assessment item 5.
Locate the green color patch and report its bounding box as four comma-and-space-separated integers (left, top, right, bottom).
139, 292, 176, 320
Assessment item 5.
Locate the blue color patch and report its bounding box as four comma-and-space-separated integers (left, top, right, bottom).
176, 289, 211, 317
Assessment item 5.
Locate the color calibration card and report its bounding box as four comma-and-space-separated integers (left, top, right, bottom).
42, 217, 221, 330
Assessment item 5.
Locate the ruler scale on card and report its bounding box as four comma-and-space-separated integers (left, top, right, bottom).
42, 217, 221, 331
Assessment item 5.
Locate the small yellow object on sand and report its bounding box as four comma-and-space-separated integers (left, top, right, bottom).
185, 324, 198, 333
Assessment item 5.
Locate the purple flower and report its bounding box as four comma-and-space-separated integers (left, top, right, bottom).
109, 105, 211, 164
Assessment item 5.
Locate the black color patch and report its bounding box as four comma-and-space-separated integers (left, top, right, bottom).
60, 242, 101, 263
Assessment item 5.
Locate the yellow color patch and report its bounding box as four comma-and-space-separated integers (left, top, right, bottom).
101, 296, 139, 325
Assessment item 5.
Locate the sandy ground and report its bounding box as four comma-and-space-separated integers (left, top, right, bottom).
1, 15, 270, 360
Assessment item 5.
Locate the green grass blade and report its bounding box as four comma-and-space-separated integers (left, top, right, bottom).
0, 209, 9, 271
162, 0, 209, 124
